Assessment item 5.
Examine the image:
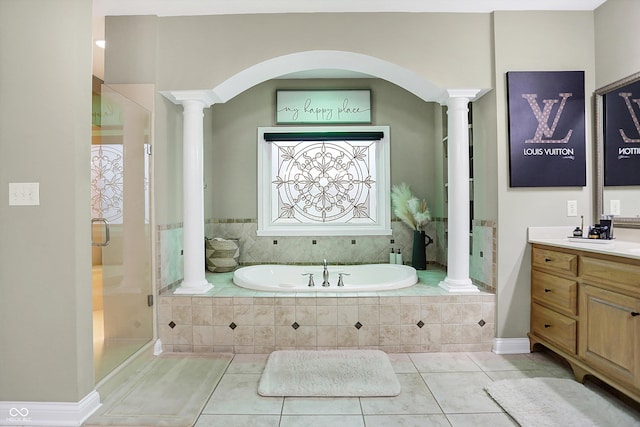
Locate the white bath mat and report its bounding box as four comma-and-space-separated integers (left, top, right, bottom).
258, 349, 401, 397
485, 377, 640, 427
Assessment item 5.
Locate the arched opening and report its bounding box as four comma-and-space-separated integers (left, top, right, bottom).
210, 50, 447, 103
163, 50, 482, 294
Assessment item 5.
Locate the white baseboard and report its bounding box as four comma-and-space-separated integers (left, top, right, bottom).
0, 390, 101, 426
153, 338, 163, 356
492, 337, 531, 354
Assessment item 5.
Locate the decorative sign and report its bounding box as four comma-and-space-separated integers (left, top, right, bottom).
507, 71, 586, 187
276, 90, 371, 124
604, 78, 640, 186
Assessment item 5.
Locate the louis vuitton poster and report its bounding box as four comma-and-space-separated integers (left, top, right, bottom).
507, 71, 586, 187
604, 78, 640, 186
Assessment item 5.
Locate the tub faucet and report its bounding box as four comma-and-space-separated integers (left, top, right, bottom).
322, 259, 330, 287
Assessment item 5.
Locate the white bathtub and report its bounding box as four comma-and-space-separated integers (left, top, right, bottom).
232, 263, 418, 292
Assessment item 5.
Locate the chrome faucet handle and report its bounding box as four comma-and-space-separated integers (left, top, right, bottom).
337, 273, 350, 287
302, 273, 315, 287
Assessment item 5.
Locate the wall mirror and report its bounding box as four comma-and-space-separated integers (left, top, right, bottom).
594, 71, 640, 229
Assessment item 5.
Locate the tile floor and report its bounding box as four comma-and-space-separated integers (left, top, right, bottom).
191, 350, 640, 427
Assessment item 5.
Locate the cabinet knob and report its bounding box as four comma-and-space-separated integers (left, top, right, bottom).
544, 258, 552, 262
544, 324, 551, 328
631, 312, 639, 317
544, 288, 551, 293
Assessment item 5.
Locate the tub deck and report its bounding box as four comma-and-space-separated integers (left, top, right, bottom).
158, 268, 496, 354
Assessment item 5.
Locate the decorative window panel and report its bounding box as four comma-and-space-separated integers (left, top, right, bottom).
258, 126, 391, 236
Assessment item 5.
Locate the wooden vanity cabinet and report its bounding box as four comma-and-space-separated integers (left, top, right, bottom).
530, 244, 640, 402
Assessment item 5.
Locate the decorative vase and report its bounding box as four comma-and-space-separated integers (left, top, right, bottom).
411, 230, 433, 270
412, 231, 427, 270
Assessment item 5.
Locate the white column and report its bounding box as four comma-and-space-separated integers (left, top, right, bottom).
439, 89, 481, 293
163, 90, 218, 294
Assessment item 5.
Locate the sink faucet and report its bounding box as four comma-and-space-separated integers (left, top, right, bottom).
322, 259, 330, 287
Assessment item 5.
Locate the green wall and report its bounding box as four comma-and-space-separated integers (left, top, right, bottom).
0, 0, 94, 402
206, 78, 438, 220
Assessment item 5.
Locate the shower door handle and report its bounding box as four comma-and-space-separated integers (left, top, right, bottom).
91, 218, 111, 246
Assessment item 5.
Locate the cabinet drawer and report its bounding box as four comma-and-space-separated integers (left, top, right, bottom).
531, 303, 577, 354
532, 247, 578, 276
581, 257, 640, 294
531, 270, 578, 316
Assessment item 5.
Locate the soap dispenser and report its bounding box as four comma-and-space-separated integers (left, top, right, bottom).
396, 249, 403, 265
389, 248, 396, 264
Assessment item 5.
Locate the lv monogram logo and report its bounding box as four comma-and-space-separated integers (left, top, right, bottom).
521, 93, 573, 143
618, 92, 640, 143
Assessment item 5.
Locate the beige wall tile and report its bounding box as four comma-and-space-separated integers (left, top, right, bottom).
254, 326, 275, 347
380, 325, 401, 346
234, 304, 254, 325
316, 326, 337, 347
379, 304, 400, 325
296, 297, 316, 306
192, 305, 213, 325
317, 305, 338, 325
173, 344, 194, 352
358, 305, 380, 326
275, 325, 296, 347
461, 303, 483, 324
296, 305, 317, 326
337, 305, 358, 326
233, 325, 254, 346
170, 325, 193, 345
295, 325, 317, 347
213, 306, 233, 325
172, 305, 193, 325
399, 304, 421, 324
401, 325, 420, 345
421, 303, 442, 324
193, 325, 214, 346
213, 325, 234, 346
316, 297, 338, 306
275, 305, 295, 326
358, 325, 379, 347
421, 324, 442, 349
337, 326, 358, 347
440, 324, 460, 344
254, 305, 275, 326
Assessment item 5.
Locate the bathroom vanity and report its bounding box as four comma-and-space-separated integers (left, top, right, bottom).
528, 228, 640, 402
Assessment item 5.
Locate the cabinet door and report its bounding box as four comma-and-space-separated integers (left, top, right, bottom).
579, 285, 640, 387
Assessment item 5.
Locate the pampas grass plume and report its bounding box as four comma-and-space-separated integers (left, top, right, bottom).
391, 183, 416, 230
391, 183, 431, 231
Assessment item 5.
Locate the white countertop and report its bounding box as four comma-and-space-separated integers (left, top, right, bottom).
528, 226, 640, 261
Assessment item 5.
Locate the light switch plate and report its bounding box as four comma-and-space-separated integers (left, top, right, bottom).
610, 199, 621, 216
9, 182, 40, 206
567, 200, 578, 217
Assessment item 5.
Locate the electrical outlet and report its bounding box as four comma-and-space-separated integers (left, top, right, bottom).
610, 199, 621, 216
567, 200, 578, 217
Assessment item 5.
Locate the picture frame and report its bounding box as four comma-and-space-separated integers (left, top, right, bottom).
276, 90, 372, 124
506, 71, 586, 187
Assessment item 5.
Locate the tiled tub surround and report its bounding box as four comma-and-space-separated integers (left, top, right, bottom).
157, 218, 497, 293
158, 269, 496, 354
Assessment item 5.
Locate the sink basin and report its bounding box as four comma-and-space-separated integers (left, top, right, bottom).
627, 248, 640, 254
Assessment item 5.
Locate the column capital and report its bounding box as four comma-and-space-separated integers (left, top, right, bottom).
161, 89, 220, 107
442, 89, 482, 105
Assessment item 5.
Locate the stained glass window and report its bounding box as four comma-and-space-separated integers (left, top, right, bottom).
258, 127, 391, 236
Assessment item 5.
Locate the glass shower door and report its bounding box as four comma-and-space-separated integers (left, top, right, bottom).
91, 84, 153, 382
